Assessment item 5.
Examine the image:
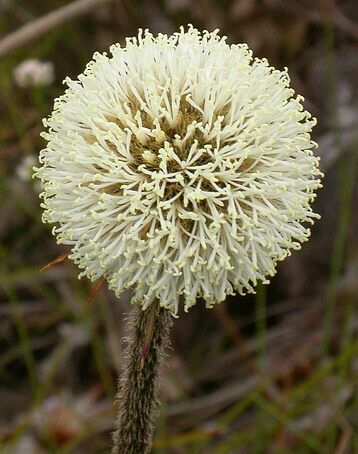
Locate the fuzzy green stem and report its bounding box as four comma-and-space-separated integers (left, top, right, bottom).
112, 301, 173, 454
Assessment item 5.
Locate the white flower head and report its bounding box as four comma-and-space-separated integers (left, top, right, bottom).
14, 59, 54, 88
16, 154, 37, 181
35, 26, 322, 314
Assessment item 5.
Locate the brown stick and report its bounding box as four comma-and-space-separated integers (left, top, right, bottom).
0, 0, 113, 59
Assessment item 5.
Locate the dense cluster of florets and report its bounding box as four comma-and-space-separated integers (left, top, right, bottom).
36, 26, 322, 314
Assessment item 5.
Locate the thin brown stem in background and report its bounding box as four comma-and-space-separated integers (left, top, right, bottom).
0, 0, 113, 59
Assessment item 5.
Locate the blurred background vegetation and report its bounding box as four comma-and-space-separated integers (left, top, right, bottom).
0, 0, 357, 453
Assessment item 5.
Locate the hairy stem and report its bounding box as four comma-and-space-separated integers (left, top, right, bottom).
112, 301, 173, 454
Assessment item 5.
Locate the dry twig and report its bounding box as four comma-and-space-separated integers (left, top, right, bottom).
0, 0, 113, 59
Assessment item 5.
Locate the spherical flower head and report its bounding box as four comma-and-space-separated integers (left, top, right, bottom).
35, 26, 322, 314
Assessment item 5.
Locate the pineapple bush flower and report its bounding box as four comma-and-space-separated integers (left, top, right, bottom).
36, 26, 322, 315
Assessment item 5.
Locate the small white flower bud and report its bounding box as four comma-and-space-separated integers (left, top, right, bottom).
14, 59, 54, 87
